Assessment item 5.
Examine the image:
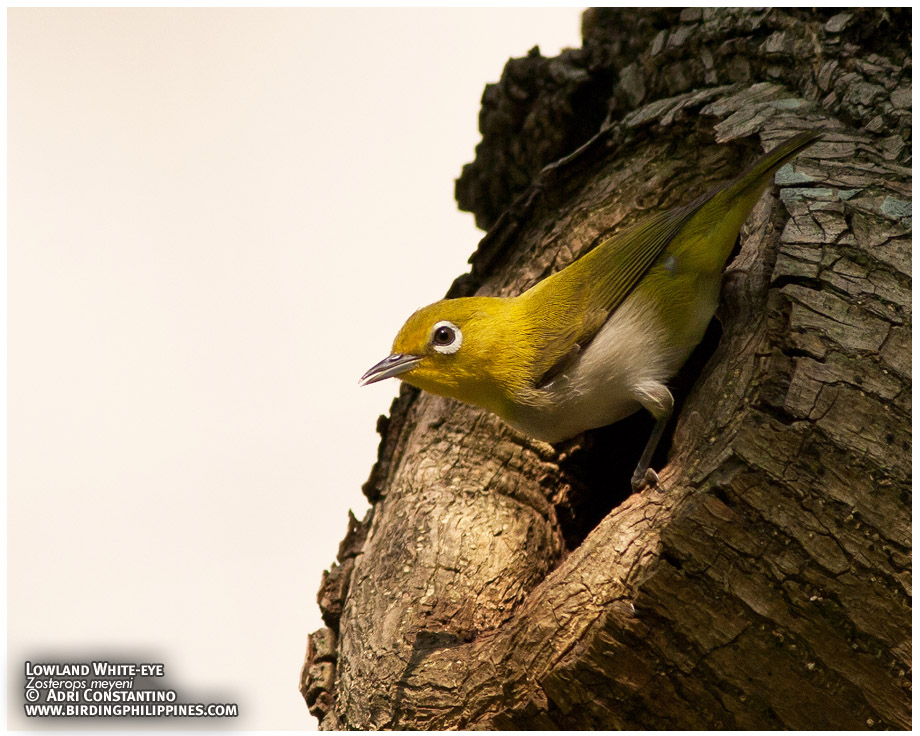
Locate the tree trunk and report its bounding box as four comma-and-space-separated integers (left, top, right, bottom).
301, 8, 911, 729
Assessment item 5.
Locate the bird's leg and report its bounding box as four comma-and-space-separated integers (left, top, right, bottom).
631, 415, 669, 491
630, 381, 674, 491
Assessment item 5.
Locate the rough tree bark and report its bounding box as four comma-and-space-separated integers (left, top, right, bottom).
301, 8, 910, 729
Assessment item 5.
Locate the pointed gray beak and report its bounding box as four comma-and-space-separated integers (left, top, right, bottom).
359, 353, 422, 386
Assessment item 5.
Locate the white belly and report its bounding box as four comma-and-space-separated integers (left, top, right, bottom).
506, 285, 715, 443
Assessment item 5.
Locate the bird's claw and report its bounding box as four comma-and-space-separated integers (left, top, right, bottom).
631, 467, 660, 492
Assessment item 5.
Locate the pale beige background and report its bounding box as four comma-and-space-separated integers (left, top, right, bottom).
8, 7, 583, 730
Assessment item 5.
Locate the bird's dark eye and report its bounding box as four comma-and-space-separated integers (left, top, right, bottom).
433, 326, 455, 346
430, 320, 463, 354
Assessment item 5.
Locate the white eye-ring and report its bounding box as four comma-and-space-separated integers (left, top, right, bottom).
431, 320, 462, 354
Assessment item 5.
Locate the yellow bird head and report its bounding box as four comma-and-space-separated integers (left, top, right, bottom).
360, 296, 527, 417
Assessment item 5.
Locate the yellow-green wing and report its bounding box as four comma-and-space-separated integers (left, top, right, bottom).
519, 130, 821, 388
520, 199, 706, 387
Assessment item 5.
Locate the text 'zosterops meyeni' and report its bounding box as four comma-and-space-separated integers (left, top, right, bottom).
362, 130, 821, 491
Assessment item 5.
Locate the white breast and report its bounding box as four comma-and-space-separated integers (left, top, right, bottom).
506, 285, 712, 443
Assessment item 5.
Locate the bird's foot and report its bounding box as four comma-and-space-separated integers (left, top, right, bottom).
631, 467, 660, 492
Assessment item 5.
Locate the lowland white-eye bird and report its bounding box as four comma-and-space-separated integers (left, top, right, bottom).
361, 131, 821, 490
